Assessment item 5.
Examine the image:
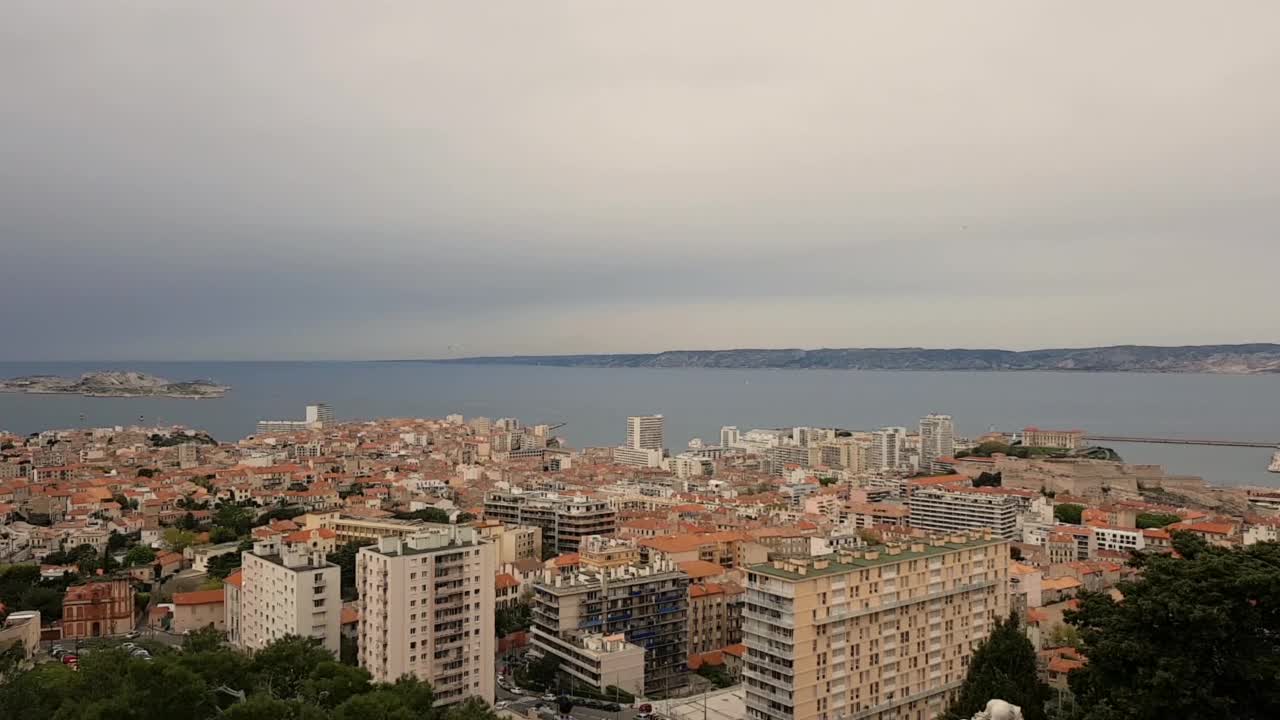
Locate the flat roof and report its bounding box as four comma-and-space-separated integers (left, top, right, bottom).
749, 535, 1005, 581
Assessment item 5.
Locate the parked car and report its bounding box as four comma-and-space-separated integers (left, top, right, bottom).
494, 701, 510, 710
541, 693, 556, 702
61, 655, 78, 665
122, 642, 137, 651
509, 687, 524, 696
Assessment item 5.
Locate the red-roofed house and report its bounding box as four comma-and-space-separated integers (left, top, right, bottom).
172, 589, 225, 634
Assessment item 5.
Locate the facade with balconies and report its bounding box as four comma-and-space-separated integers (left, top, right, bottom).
530, 555, 689, 697
743, 532, 1009, 720
356, 526, 496, 706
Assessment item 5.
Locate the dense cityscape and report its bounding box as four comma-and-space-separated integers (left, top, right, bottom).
0, 405, 1275, 720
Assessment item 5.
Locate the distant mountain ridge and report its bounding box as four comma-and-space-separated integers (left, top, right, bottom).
425, 344, 1280, 374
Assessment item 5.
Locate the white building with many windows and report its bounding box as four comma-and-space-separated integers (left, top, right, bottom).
232, 528, 341, 655
356, 527, 496, 707
908, 487, 1021, 539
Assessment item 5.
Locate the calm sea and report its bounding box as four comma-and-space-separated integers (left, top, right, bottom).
1, 361, 1277, 487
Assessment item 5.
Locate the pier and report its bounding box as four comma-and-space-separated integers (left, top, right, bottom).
1085, 435, 1276, 449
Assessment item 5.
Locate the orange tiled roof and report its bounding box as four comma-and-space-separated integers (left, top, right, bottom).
173, 589, 225, 606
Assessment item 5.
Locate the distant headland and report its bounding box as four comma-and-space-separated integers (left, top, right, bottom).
421, 343, 1280, 374
0, 371, 229, 399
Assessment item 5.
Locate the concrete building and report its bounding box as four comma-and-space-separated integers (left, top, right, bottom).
765, 445, 818, 476
356, 526, 495, 706
531, 552, 690, 697
303, 511, 433, 546
742, 533, 1010, 720
234, 531, 341, 655
688, 581, 745, 657
720, 426, 740, 449
867, 428, 906, 472
613, 446, 664, 469
62, 577, 134, 639
626, 415, 665, 451
171, 589, 226, 634
472, 520, 543, 564
1021, 428, 1084, 450
918, 415, 955, 475
908, 487, 1021, 539
483, 491, 617, 555
818, 438, 866, 472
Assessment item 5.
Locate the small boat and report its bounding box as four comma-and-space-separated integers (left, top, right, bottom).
1270, 450, 1280, 473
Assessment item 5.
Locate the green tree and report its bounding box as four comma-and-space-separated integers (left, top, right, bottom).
184, 625, 227, 653
1135, 512, 1181, 529
391, 508, 450, 524
495, 601, 532, 637
249, 636, 333, 700
327, 541, 374, 599
210, 526, 240, 544
944, 613, 1048, 720
163, 528, 197, 552
695, 664, 735, 688
300, 662, 372, 709
1063, 534, 1280, 719
1046, 623, 1082, 649
19, 586, 65, 621
1053, 503, 1085, 525
136, 467, 156, 478
206, 552, 243, 580
214, 504, 255, 537
125, 545, 156, 567
454, 512, 476, 524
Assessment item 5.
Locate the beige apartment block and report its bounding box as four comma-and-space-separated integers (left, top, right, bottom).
743, 533, 1010, 720
234, 533, 341, 656
303, 511, 433, 545
357, 526, 496, 707
472, 520, 543, 563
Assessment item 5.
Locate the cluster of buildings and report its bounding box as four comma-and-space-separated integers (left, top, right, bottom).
1, 407, 1277, 720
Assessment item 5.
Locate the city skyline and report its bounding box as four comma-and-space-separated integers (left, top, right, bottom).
4, 3, 1280, 360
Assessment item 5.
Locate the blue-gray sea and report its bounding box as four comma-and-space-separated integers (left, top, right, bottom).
1, 362, 1277, 487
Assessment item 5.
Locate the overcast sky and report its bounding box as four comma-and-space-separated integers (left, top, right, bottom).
2, 2, 1278, 361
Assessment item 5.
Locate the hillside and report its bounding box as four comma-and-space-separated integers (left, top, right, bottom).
426, 344, 1280, 374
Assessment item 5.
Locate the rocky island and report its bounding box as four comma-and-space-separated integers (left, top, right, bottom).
0, 371, 229, 399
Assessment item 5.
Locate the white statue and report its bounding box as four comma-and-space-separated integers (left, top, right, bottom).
972, 699, 1024, 720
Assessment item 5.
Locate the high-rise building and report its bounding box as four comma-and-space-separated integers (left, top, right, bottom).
907, 487, 1020, 539
306, 403, 335, 426
625, 415, 665, 451
483, 491, 617, 555
867, 427, 906, 471
919, 414, 955, 475
720, 426, 740, 448
531, 544, 690, 697
232, 529, 341, 655
356, 527, 495, 707
742, 533, 1010, 720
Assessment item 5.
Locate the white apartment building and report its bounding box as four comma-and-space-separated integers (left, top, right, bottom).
1089, 525, 1145, 553
908, 487, 1020, 539
231, 530, 341, 655
720, 426, 740, 449
867, 428, 906, 471
613, 446, 664, 468
918, 415, 955, 475
357, 527, 496, 706
626, 415, 665, 451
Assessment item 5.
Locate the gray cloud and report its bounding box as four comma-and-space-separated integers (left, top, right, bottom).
2, 1, 1278, 360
